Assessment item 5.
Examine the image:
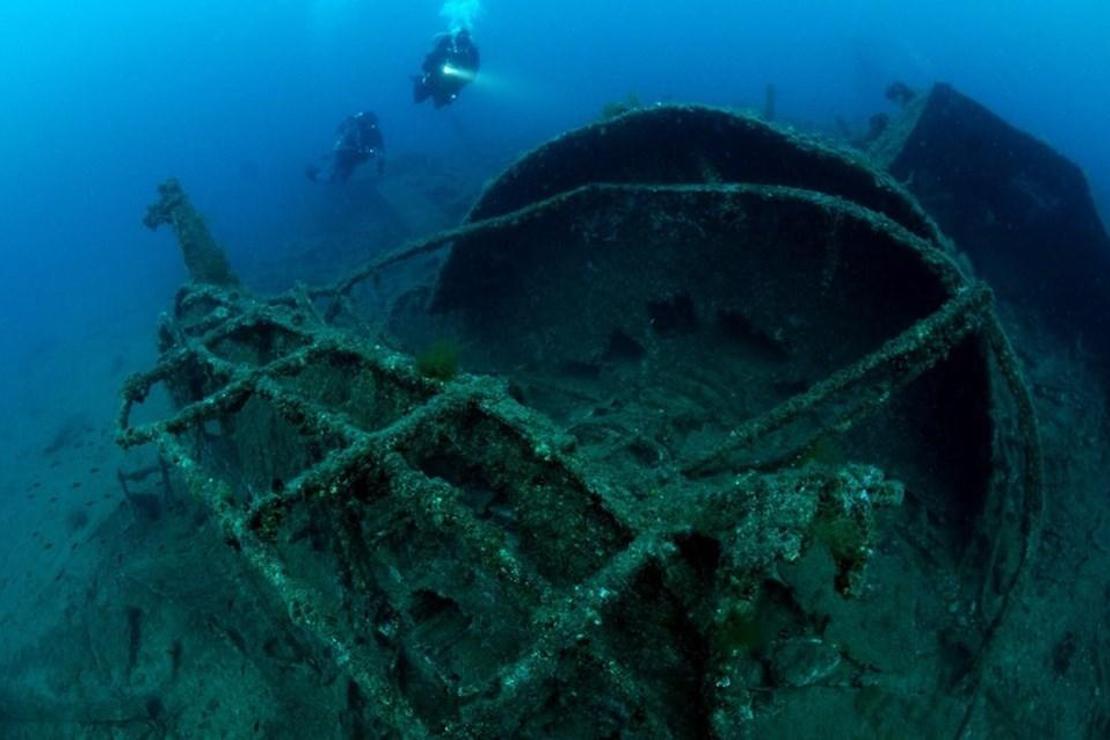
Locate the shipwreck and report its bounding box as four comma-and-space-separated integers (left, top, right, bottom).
120, 104, 1043, 737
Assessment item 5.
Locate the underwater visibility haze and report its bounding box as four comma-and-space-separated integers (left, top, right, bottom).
1, 1, 1109, 736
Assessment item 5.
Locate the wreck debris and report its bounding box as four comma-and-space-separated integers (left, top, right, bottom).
461, 104, 946, 245
870, 83, 1110, 364
116, 458, 174, 519
143, 178, 239, 287
117, 289, 904, 734
121, 106, 1043, 735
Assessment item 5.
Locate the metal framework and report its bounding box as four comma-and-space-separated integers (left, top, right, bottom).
119, 111, 1043, 736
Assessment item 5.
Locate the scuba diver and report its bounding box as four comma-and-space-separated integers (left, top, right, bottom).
413, 30, 480, 108
306, 111, 385, 184
885, 81, 917, 108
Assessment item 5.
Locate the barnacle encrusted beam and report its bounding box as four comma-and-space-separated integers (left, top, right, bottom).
143, 178, 239, 287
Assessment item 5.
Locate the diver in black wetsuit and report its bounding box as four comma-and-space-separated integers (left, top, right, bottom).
306, 111, 385, 184
413, 30, 480, 108
885, 81, 917, 108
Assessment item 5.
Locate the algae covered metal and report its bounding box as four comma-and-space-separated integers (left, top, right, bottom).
121, 106, 1042, 736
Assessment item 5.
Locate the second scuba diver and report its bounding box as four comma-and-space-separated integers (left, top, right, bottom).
306, 111, 385, 184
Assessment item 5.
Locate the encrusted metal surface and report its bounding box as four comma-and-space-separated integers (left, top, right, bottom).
120, 106, 1043, 736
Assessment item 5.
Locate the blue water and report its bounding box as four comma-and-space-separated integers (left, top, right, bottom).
0, 1, 1108, 731
1, 1, 1107, 359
